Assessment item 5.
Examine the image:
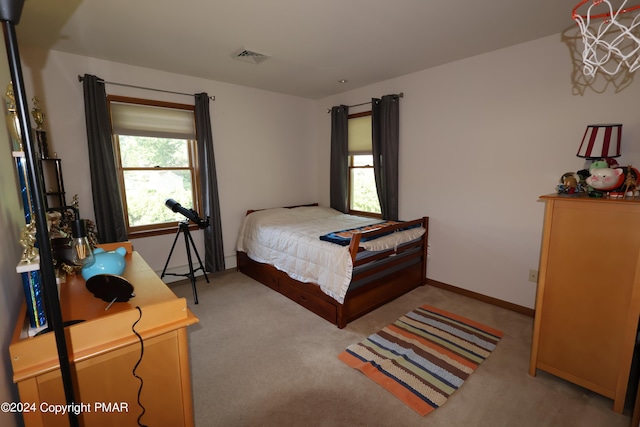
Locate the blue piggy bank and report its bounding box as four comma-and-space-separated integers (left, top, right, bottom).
81, 247, 127, 281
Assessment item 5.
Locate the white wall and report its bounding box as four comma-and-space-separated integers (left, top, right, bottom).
315, 33, 640, 309
19, 47, 317, 275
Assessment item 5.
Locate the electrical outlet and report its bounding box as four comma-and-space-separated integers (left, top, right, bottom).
528, 269, 538, 283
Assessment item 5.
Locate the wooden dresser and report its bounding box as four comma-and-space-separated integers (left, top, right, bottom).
530, 194, 640, 414
9, 249, 199, 426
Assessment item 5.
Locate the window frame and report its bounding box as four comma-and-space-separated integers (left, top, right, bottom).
108, 95, 202, 238
347, 111, 381, 219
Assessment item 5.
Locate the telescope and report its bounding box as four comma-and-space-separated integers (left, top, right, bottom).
165, 199, 209, 229
162, 198, 210, 304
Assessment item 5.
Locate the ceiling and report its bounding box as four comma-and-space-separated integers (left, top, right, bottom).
15, 0, 577, 99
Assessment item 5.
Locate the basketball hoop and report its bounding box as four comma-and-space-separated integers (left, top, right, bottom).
572, 0, 640, 76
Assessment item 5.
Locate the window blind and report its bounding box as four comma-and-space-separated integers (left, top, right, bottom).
110, 102, 195, 140
348, 115, 372, 155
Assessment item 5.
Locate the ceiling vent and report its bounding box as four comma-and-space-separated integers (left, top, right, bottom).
231, 48, 270, 64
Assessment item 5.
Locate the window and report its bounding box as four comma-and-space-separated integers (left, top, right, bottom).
348, 111, 381, 217
108, 96, 201, 237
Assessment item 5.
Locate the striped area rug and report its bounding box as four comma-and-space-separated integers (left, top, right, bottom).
338, 304, 503, 416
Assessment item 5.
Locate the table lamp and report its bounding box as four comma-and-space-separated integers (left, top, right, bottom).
577, 123, 622, 164
71, 219, 95, 267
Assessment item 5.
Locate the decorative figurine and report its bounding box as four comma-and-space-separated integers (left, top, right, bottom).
557, 172, 587, 195
586, 167, 625, 191
563, 174, 578, 193
4, 82, 22, 150
31, 96, 49, 158
81, 247, 127, 281
19, 220, 38, 263
31, 96, 45, 130
622, 165, 638, 198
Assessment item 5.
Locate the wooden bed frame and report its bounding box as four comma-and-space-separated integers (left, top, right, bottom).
236, 206, 429, 328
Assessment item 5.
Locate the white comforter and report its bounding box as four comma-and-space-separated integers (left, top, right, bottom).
236, 206, 382, 303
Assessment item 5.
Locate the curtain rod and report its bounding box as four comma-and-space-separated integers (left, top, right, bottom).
77, 75, 215, 101
326, 92, 403, 113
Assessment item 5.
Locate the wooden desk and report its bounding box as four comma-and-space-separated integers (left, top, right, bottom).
530, 194, 640, 414
10, 251, 199, 427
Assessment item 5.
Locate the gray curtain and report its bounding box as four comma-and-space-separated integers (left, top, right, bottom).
372, 95, 400, 220
330, 105, 349, 213
82, 74, 128, 243
195, 93, 225, 272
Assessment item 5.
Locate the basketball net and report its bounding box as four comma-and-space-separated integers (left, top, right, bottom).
573, 0, 640, 76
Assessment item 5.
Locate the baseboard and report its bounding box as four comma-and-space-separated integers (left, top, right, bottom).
426, 278, 535, 317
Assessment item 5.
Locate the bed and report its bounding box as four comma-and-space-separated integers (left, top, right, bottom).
236, 204, 429, 328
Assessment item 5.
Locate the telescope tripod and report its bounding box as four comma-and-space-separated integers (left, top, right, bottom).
161, 220, 209, 304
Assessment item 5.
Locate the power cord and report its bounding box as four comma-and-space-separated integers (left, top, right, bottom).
132, 306, 148, 427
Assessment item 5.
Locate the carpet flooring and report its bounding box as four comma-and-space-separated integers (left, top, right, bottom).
170, 271, 632, 427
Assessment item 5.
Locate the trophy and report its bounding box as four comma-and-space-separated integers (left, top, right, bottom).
5, 82, 22, 151
31, 97, 49, 158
